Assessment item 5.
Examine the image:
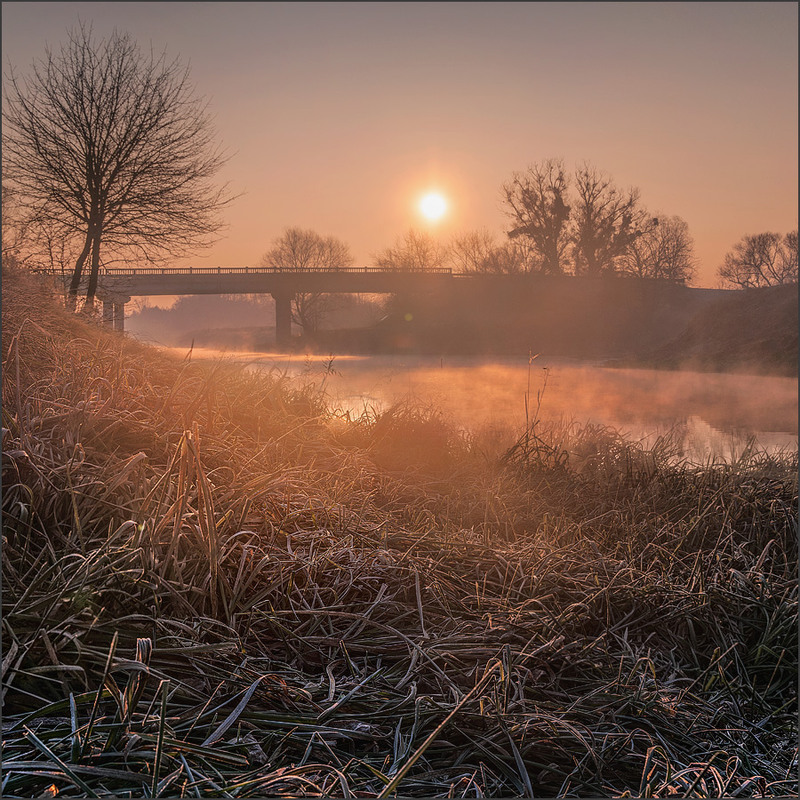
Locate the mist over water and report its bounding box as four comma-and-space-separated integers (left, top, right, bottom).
171, 348, 798, 463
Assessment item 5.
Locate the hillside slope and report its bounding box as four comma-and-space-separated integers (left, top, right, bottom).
640, 284, 798, 376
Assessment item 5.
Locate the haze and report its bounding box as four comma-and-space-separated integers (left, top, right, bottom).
169, 348, 799, 462
2, 1, 797, 287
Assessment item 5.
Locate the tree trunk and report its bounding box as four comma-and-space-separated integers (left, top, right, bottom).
67, 231, 93, 312
85, 226, 102, 310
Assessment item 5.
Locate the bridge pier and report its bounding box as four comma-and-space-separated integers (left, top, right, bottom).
272, 292, 293, 348
113, 302, 125, 333
102, 300, 114, 328
100, 294, 128, 332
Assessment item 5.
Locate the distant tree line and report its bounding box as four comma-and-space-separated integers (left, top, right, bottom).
375, 159, 698, 284
499, 159, 697, 282
375, 160, 798, 292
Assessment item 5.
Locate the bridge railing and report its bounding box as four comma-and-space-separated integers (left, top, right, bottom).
34, 265, 453, 277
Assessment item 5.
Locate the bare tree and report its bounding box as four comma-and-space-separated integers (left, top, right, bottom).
571, 164, 646, 276
2, 185, 72, 279
717, 231, 799, 288
502, 159, 571, 274
619, 215, 697, 284
449, 229, 528, 274
260, 227, 354, 334
263, 227, 352, 273
1, 184, 27, 269
29, 218, 81, 280
782, 230, 798, 280
2, 24, 233, 309
373, 229, 450, 271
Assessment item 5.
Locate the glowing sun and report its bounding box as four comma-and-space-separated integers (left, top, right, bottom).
419, 192, 447, 221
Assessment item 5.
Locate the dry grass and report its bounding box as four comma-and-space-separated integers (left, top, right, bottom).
2, 268, 797, 798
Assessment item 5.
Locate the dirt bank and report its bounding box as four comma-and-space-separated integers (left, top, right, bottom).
630, 283, 798, 376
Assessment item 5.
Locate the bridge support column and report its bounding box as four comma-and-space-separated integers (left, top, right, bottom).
272, 292, 293, 348
102, 301, 114, 328
113, 302, 125, 333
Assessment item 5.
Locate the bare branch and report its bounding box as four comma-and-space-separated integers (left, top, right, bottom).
259, 227, 354, 334
449, 229, 528, 274
718, 231, 798, 288
373, 229, 450, 272
3, 23, 235, 306
572, 163, 646, 276
618, 215, 697, 284
501, 159, 571, 274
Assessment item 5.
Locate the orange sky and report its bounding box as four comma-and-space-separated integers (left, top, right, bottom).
2, 2, 798, 287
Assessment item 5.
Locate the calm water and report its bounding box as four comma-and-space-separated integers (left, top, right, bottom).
171, 348, 798, 463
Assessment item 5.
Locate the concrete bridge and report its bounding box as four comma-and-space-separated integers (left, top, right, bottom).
46, 265, 455, 346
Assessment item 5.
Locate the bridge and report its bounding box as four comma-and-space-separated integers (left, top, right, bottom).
43, 265, 455, 346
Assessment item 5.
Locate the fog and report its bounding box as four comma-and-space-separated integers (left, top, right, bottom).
168, 348, 798, 463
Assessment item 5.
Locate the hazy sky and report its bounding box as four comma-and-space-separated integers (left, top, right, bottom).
2, 2, 798, 286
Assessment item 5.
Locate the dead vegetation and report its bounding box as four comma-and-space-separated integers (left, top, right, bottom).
2, 269, 797, 797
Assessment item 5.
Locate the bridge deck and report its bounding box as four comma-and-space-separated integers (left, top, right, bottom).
38, 266, 456, 297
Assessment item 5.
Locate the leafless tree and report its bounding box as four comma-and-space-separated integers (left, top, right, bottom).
717, 231, 798, 288
2, 184, 75, 281
262, 227, 353, 273
618, 214, 697, 284
30, 218, 82, 281
501, 159, 571, 274
449, 229, 528, 274
260, 227, 354, 334
373, 229, 450, 271
571, 164, 646, 276
2, 24, 233, 309
2, 184, 27, 269
782, 230, 798, 280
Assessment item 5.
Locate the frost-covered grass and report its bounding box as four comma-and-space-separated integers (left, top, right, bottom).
2, 269, 797, 797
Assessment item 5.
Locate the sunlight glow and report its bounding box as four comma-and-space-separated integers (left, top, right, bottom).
419, 192, 447, 221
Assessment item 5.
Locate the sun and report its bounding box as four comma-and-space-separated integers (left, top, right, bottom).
419, 191, 447, 222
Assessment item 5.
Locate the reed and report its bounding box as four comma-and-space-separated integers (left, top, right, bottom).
2, 269, 797, 797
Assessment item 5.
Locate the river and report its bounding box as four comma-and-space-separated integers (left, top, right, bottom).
169, 348, 797, 463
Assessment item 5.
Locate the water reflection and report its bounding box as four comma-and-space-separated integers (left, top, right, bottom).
170, 348, 798, 463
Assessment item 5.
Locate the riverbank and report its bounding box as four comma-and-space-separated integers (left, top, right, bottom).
129, 277, 798, 378
631, 283, 799, 376
3, 268, 797, 797
316, 280, 799, 377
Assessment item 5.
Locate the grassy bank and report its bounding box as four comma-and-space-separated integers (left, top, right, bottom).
2, 270, 797, 798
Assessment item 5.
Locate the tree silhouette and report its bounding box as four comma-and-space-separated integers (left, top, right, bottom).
373, 229, 449, 271
2, 24, 233, 309
717, 231, 798, 289
619, 215, 697, 284
260, 227, 354, 334
449, 229, 528, 274
502, 159, 571, 274
571, 165, 646, 276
